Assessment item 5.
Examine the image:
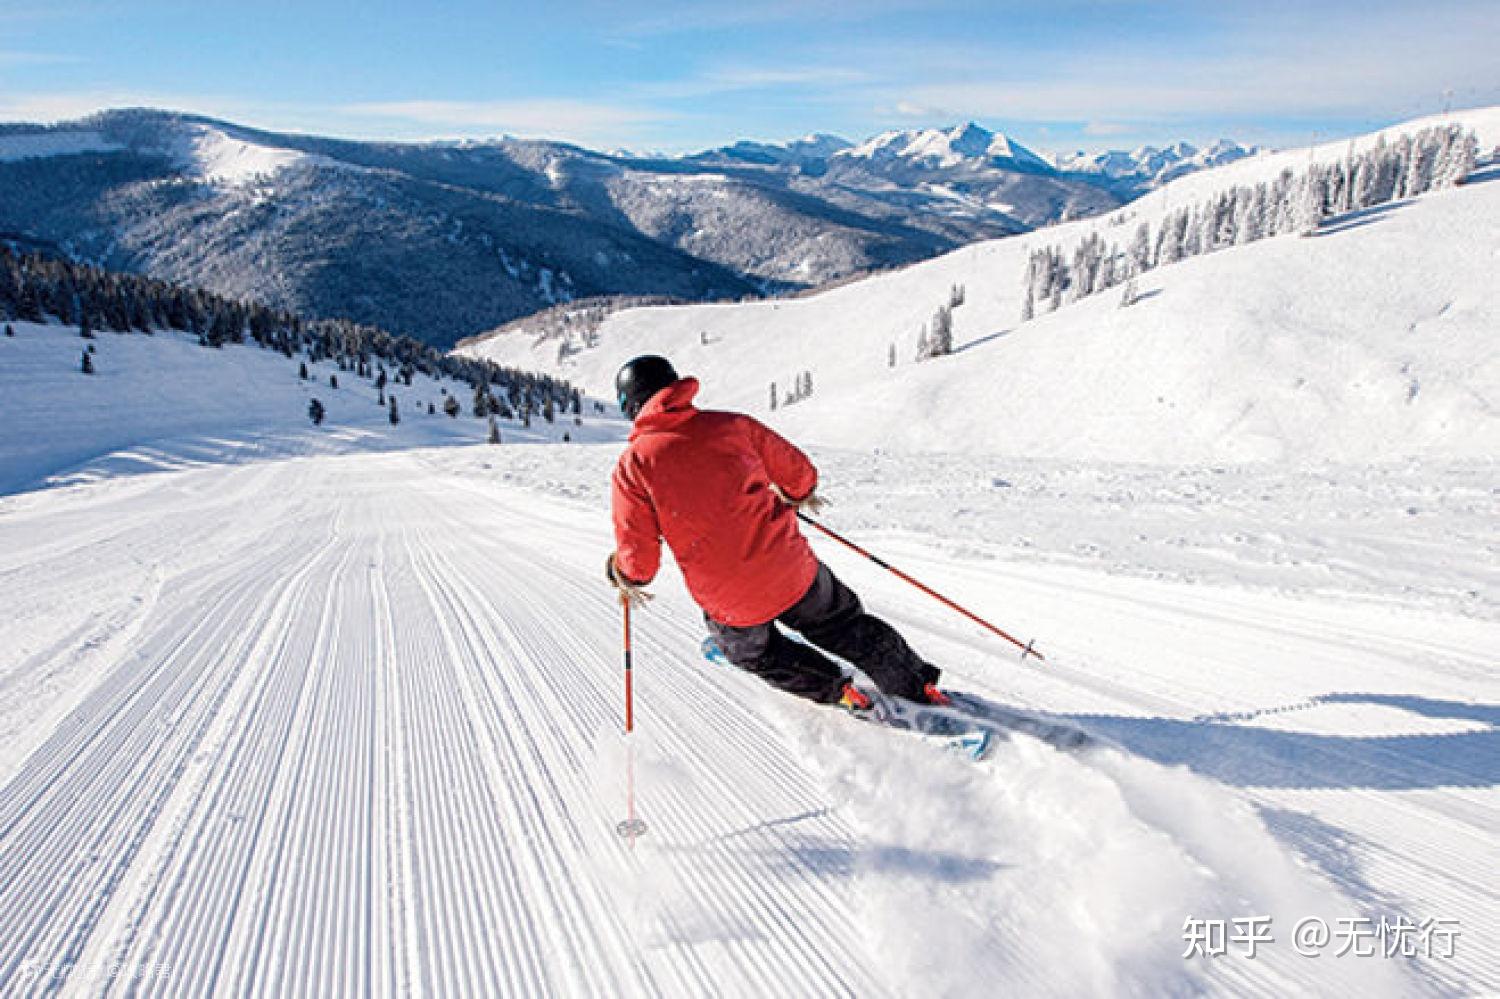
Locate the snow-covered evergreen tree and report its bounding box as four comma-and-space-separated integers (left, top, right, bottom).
1294, 172, 1326, 236
923, 305, 954, 358
1128, 222, 1153, 273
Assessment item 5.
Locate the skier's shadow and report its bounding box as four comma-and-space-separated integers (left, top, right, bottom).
689, 812, 1007, 884
1066, 691, 1499, 791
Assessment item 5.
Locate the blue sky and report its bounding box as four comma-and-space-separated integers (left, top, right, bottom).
2, 0, 1497, 155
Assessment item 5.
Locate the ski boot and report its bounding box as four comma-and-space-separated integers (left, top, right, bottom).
837, 682, 873, 715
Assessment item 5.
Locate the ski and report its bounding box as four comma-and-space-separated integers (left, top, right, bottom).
701, 636, 1096, 756
702, 637, 997, 760
851, 687, 997, 760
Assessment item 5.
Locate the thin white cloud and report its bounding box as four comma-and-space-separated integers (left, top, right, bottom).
862, 2, 1500, 126
0, 91, 307, 127
610, 0, 957, 38
634, 65, 872, 101
0, 50, 80, 67
341, 99, 671, 147
0, 91, 674, 149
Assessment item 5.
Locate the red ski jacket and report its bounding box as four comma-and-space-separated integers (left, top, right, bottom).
611, 377, 820, 627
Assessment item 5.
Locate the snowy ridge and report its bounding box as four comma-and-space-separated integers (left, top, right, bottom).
171, 123, 347, 185
1053, 138, 1261, 185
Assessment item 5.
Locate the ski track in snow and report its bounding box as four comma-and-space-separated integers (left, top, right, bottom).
0, 451, 1494, 996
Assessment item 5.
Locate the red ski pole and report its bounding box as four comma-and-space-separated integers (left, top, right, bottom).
797, 512, 1044, 662
617, 594, 648, 842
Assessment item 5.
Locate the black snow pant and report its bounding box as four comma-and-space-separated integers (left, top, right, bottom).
704, 562, 940, 705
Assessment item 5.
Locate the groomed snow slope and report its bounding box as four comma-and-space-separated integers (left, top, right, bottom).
463, 107, 1500, 465
1, 320, 1496, 994
2, 445, 1495, 995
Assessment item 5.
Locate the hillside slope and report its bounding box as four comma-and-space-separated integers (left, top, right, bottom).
0, 112, 1128, 346
465, 108, 1500, 465
0, 321, 615, 495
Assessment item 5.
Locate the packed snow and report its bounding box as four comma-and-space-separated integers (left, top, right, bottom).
1, 107, 1498, 996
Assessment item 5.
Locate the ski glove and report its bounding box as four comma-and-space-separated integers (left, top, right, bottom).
606, 552, 654, 608
770, 483, 828, 515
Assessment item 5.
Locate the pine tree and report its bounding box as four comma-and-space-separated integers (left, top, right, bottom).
330, 374, 339, 389
3, 323, 13, 337
308, 398, 325, 425
299, 361, 308, 380
81, 349, 94, 374
927, 305, 953, 357
1020, 285, 1035, 322
473, 379, 490, 418
1118, 275, 1139, 309
1128, 222, 1152, 273
79, 313, 93, 339
1294, 172, 1326, 236
543, 397, 555, 423
488, 415, 501, 444
428, 402, 436, 415
443, 395, 461, 418
388, 395, 400, 425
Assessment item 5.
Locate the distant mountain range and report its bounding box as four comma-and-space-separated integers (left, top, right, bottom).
1050, 139, 1261, 187
0, 110, 1257, 347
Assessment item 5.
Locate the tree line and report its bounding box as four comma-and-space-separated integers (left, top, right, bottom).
1020, 123, 1480, 320
0, 243, 580, 411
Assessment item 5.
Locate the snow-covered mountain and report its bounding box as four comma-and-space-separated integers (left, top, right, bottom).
463, 106, 1500, 467
839, 121, 1055, 173
1054, 138, 1262, 188
682, 132, 853, 167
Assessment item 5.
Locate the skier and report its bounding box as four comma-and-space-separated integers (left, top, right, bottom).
606, 355, 947, 712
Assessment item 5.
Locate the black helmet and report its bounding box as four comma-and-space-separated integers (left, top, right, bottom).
615, 355, 678, 419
